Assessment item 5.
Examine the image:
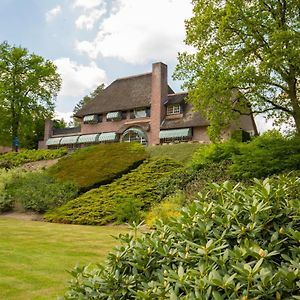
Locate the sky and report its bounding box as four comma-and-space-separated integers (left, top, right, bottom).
0, 0, 271, 132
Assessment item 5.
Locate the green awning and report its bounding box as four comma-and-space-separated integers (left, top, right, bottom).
106, 111, 121, 120
98, 132, 117, 142
46, 137, 62, 146
77, 134, 100, 144
83, 115, 98, 123
60, 135, 79, 145
159, 128, 192, 139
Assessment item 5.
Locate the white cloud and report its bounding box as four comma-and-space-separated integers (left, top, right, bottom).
46, 5, 62, 22
54, 111, 74, 124
54, 57, 106, 97
75, 8, 106, 30
73, 0, 104, 10
76, 0, 193, 64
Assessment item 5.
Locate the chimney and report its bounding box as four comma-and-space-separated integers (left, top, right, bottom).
149, 62, 168, 145
43, 119, 53, 146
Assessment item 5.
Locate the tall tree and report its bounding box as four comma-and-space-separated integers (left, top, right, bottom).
0, 42, 61, 150
174, 0, 300, 139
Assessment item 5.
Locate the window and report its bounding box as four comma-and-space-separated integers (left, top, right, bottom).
106, 111, 122, 121
83, 115, 99, 124
167, 104, 181, 115
121, 128, 148, 146
134, 109, 147, 118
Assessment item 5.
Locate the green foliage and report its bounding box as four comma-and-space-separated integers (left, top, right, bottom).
115, 198, 143, 224
44, 158, 182, 225
5, 171, 79, 213
0, 168, 20, 212
230, 132, 300, 179
0, 41, 61, 149
0, 148, 67, 168
147, 143, 202, 164
64, 174, 300, 299
145, 192, 184, 228
47, 143, 148, 191
174, 0, 300, 136
191, 140, 240, 167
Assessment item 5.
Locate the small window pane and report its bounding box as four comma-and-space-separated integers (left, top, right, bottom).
167, 104, 181, 115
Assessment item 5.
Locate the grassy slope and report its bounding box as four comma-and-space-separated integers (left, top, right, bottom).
0, 217, 127, 300
147, 143, 202, 164
47, 143, 148, 191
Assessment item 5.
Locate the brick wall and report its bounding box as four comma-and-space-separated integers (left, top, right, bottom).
149, 62, 168, 145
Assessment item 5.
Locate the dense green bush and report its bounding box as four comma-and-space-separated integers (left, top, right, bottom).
0, 168, 20, 212
47, 143, 149, 191
157, 162, 233, 199
44, 158, 182, 225
0, 148, 67, 168
5, 171, 79, 213
64, 174, 300, 299
230, 132, 300, 179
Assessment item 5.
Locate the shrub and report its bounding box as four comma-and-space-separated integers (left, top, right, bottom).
5, 171, 79, 213
0, 148, 67, 168
44, 158, 182, 225
230, 132, 300, 179
47, 143, 149, 191
191, 140, 240, 167
145, 192, 184, 228
157, 162, 234, 199
63, 174, 300, 299
0, 168, 20, 212
115, 198, 143, 224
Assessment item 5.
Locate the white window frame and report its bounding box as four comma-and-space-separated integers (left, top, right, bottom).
167, 104, 181, 115
134, 108, 147, 118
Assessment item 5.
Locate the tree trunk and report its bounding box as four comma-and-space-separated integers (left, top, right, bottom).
288, 68, 300, 135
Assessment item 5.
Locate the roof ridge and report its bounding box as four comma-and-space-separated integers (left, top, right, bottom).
115, 72, 152, 82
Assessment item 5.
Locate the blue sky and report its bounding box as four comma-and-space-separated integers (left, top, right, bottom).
0, 0, 193, 121
0, 0, 271, 131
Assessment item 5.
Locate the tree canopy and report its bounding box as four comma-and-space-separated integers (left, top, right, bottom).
0, 42, 61, 150
174, 0, 300, 139
73, 83, 105, 115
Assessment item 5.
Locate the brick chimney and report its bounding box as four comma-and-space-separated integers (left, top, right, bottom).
43, 119, 53, 146
149, 62, 168, 145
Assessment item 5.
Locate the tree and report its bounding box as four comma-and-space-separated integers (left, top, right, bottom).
174, 0, 300, 139
73, 83, 105, 115
0, 42, 61, 150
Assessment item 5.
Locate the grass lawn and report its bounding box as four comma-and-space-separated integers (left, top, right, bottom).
147, 143, 202, 164
0, 217, 128, 300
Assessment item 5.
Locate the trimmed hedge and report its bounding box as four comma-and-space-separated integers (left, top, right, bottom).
44, 158, 182, 225
0, 148, 67, 168
64, 174, 300, 299
47, 143, 149, 191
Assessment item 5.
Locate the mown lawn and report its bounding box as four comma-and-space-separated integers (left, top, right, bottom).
0, 217, 128, 300
147, 143, 202, 164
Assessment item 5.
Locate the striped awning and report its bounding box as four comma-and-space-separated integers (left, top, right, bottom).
83, 115, 98, 123
77, 134, 100, 144
106, 111, 121, 120
98, 132, 117, 142
46, 137, 62, 146
60, 135, 79, 145
159, 128, 192, 139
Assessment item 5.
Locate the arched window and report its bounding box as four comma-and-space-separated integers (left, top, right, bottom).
121, 127, 148, 145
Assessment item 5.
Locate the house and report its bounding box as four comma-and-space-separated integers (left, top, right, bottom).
41, 62, 257, 149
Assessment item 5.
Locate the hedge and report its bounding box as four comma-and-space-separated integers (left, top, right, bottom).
44, 157, 182, 225
47, 143, 149, 191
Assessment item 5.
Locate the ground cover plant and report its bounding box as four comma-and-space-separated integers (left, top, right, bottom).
45, 157, 182, 225
147, 143, 201, 164
0, 148, 67, 168
0, 217, 128, 300
64, 174, 300, 299
47, 143, 148, 191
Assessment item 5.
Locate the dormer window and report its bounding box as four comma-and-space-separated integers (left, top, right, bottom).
106, 111, 122, 121
167, 104, 181, 115
83, 114, 99, 124
134, 108, 147, 118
